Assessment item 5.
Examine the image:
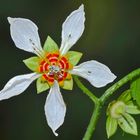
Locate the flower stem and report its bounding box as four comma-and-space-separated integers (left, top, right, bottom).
82, 103, 101, 140
73, 76, 99, 104
74, 68, 140, 140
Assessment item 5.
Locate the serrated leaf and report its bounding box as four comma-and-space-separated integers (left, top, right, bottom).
126, 101, 140, 114
66, 51, 82, 66
36, 77, 50, 94
106, 116, 118, 138
118, 90, 131, 103
130, 77, 140, 106
23, 57, 40, 71
43, 36, 59, 52
118, 113, 138, 135
61, 78, 73, 90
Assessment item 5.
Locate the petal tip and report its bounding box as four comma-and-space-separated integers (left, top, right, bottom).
101, 73, 117, 87
79, 4, 85, 17
104, 73, 117, 87
111, 73, 117, 82
53, 131, 58, 136
113, 74, 117, 80
79, 4, 84, 11
7, 17, 14, 24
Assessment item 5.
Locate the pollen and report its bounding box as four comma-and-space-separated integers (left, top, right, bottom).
39, 52, 73, 86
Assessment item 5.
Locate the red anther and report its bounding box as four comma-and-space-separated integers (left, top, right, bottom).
58, 77, 64, 82
52, 53, 59, 58
46, 53, 52, 59
40, 60, 46, 65
44, 63, 49, 71
48, 78, 54, 82
66, 63, 69, 69
43, 74, 48, 80
39, 66, 44, 72
49, 58, 58, 63
43, 74, 54, 82
48, 73, 54, 77
59, 60, 65, 69
63, 72, 68, 78
61, 57, 67, 63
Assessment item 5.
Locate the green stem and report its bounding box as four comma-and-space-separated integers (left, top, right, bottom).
82, 103, 101, 140
73, 76, 99, 104
100, 68, 140, 104
74, 68, 140, 140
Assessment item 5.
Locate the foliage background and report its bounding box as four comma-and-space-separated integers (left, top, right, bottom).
0, 0, 140, 140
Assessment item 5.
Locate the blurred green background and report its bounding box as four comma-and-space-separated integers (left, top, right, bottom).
0, 0, 140, 140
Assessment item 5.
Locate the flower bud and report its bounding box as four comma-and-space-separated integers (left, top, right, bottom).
108, 101, 126, 119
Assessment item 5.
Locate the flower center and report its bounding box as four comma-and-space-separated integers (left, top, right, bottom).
109, 101, 126, 119
39, 52, 72, 85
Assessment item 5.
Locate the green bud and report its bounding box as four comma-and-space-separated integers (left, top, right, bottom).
109, 101, 126, 119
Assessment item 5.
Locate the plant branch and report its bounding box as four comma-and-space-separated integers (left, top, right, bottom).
82, 103, 101, 140
73, 76, 99, 104
74, 68, 140, 140
100, 68, 140, 104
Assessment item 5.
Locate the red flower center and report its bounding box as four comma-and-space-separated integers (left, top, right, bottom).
39, 52, 72, 85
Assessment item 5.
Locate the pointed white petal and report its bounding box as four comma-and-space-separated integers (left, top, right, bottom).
44, 80, 66, 136
71, 60, 116, 88
7, 17, 14, 24
60, 4, 85, 55
8, 17, 43, 55
0, 73, 40, 101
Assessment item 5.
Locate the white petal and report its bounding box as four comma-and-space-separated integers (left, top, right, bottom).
0, 73, 40, 101
44, 80, 66, 136
8, 17, 43, 56
70, 60, 116, 88
60, 4, 85, 55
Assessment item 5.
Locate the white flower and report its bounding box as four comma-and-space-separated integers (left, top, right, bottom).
0, 4, 116, 136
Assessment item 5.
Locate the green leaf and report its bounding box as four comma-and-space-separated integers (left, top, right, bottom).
126, 101, 140, 114
118, 113, 138, 135
130, 77, 140, 106
36, 77, 50, 94
66, 51, 83, 66
62, 78, 73, 90
118, 90, 131, 103
106, 116, 118, 138
23, 57, 40, 71
43, 36, 59, 52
